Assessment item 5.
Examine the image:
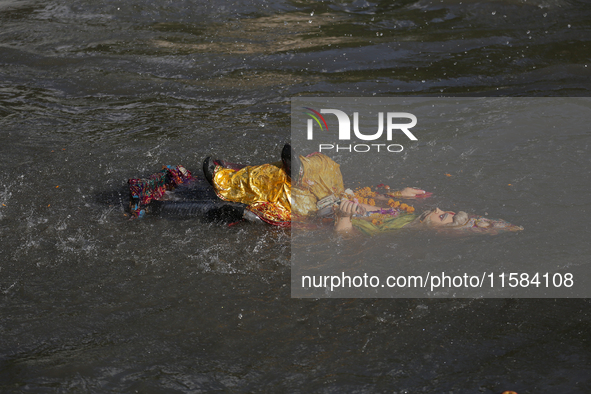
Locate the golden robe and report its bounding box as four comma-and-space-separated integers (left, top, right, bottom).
211, 153, 344, 226
212, 161, 291, 226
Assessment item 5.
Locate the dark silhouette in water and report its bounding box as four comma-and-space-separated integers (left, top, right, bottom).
142, 179, 249, 223
126, 165, 258, 224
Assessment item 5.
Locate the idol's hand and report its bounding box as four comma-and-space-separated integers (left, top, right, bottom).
400, 187, 431, 198
338, 200, 366, 217
382, 187, 429, 199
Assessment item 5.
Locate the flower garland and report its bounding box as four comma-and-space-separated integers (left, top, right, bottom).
386, 199, 415, 213
352, 185, 416, 216
353, 186, 377, 206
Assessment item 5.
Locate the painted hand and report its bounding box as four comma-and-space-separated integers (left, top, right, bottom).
399, 187, 425, 197
338, 200, 366, 217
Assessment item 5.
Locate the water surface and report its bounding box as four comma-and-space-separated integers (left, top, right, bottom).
1, 0, 591, 392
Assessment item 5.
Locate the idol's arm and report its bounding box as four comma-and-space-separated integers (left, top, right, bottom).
375, 187, 428, 200
334, 200, 365, 233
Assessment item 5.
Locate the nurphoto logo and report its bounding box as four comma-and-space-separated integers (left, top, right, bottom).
303, 107, 418, 153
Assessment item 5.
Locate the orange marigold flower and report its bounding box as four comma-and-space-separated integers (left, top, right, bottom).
355, 186, 376, 198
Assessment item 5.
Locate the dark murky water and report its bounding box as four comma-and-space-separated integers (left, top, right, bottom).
1, 0, 591, 392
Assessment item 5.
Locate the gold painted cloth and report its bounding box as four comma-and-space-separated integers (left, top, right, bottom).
212, 161, 291, 226
211, 153, 345, 225
292, 153, 345, 218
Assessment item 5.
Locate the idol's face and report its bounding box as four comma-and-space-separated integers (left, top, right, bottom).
427, 208, 455, 226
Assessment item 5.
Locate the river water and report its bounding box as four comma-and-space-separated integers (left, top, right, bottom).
1, 0, 590, 392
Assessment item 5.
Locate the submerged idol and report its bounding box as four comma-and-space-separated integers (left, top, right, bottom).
127, 143, 523, 235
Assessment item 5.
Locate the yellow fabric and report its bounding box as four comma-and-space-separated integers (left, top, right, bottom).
292, 153, 345, 218
212, 161, 291, 224
211, 153, 344, 224
248, 201, 291, 226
